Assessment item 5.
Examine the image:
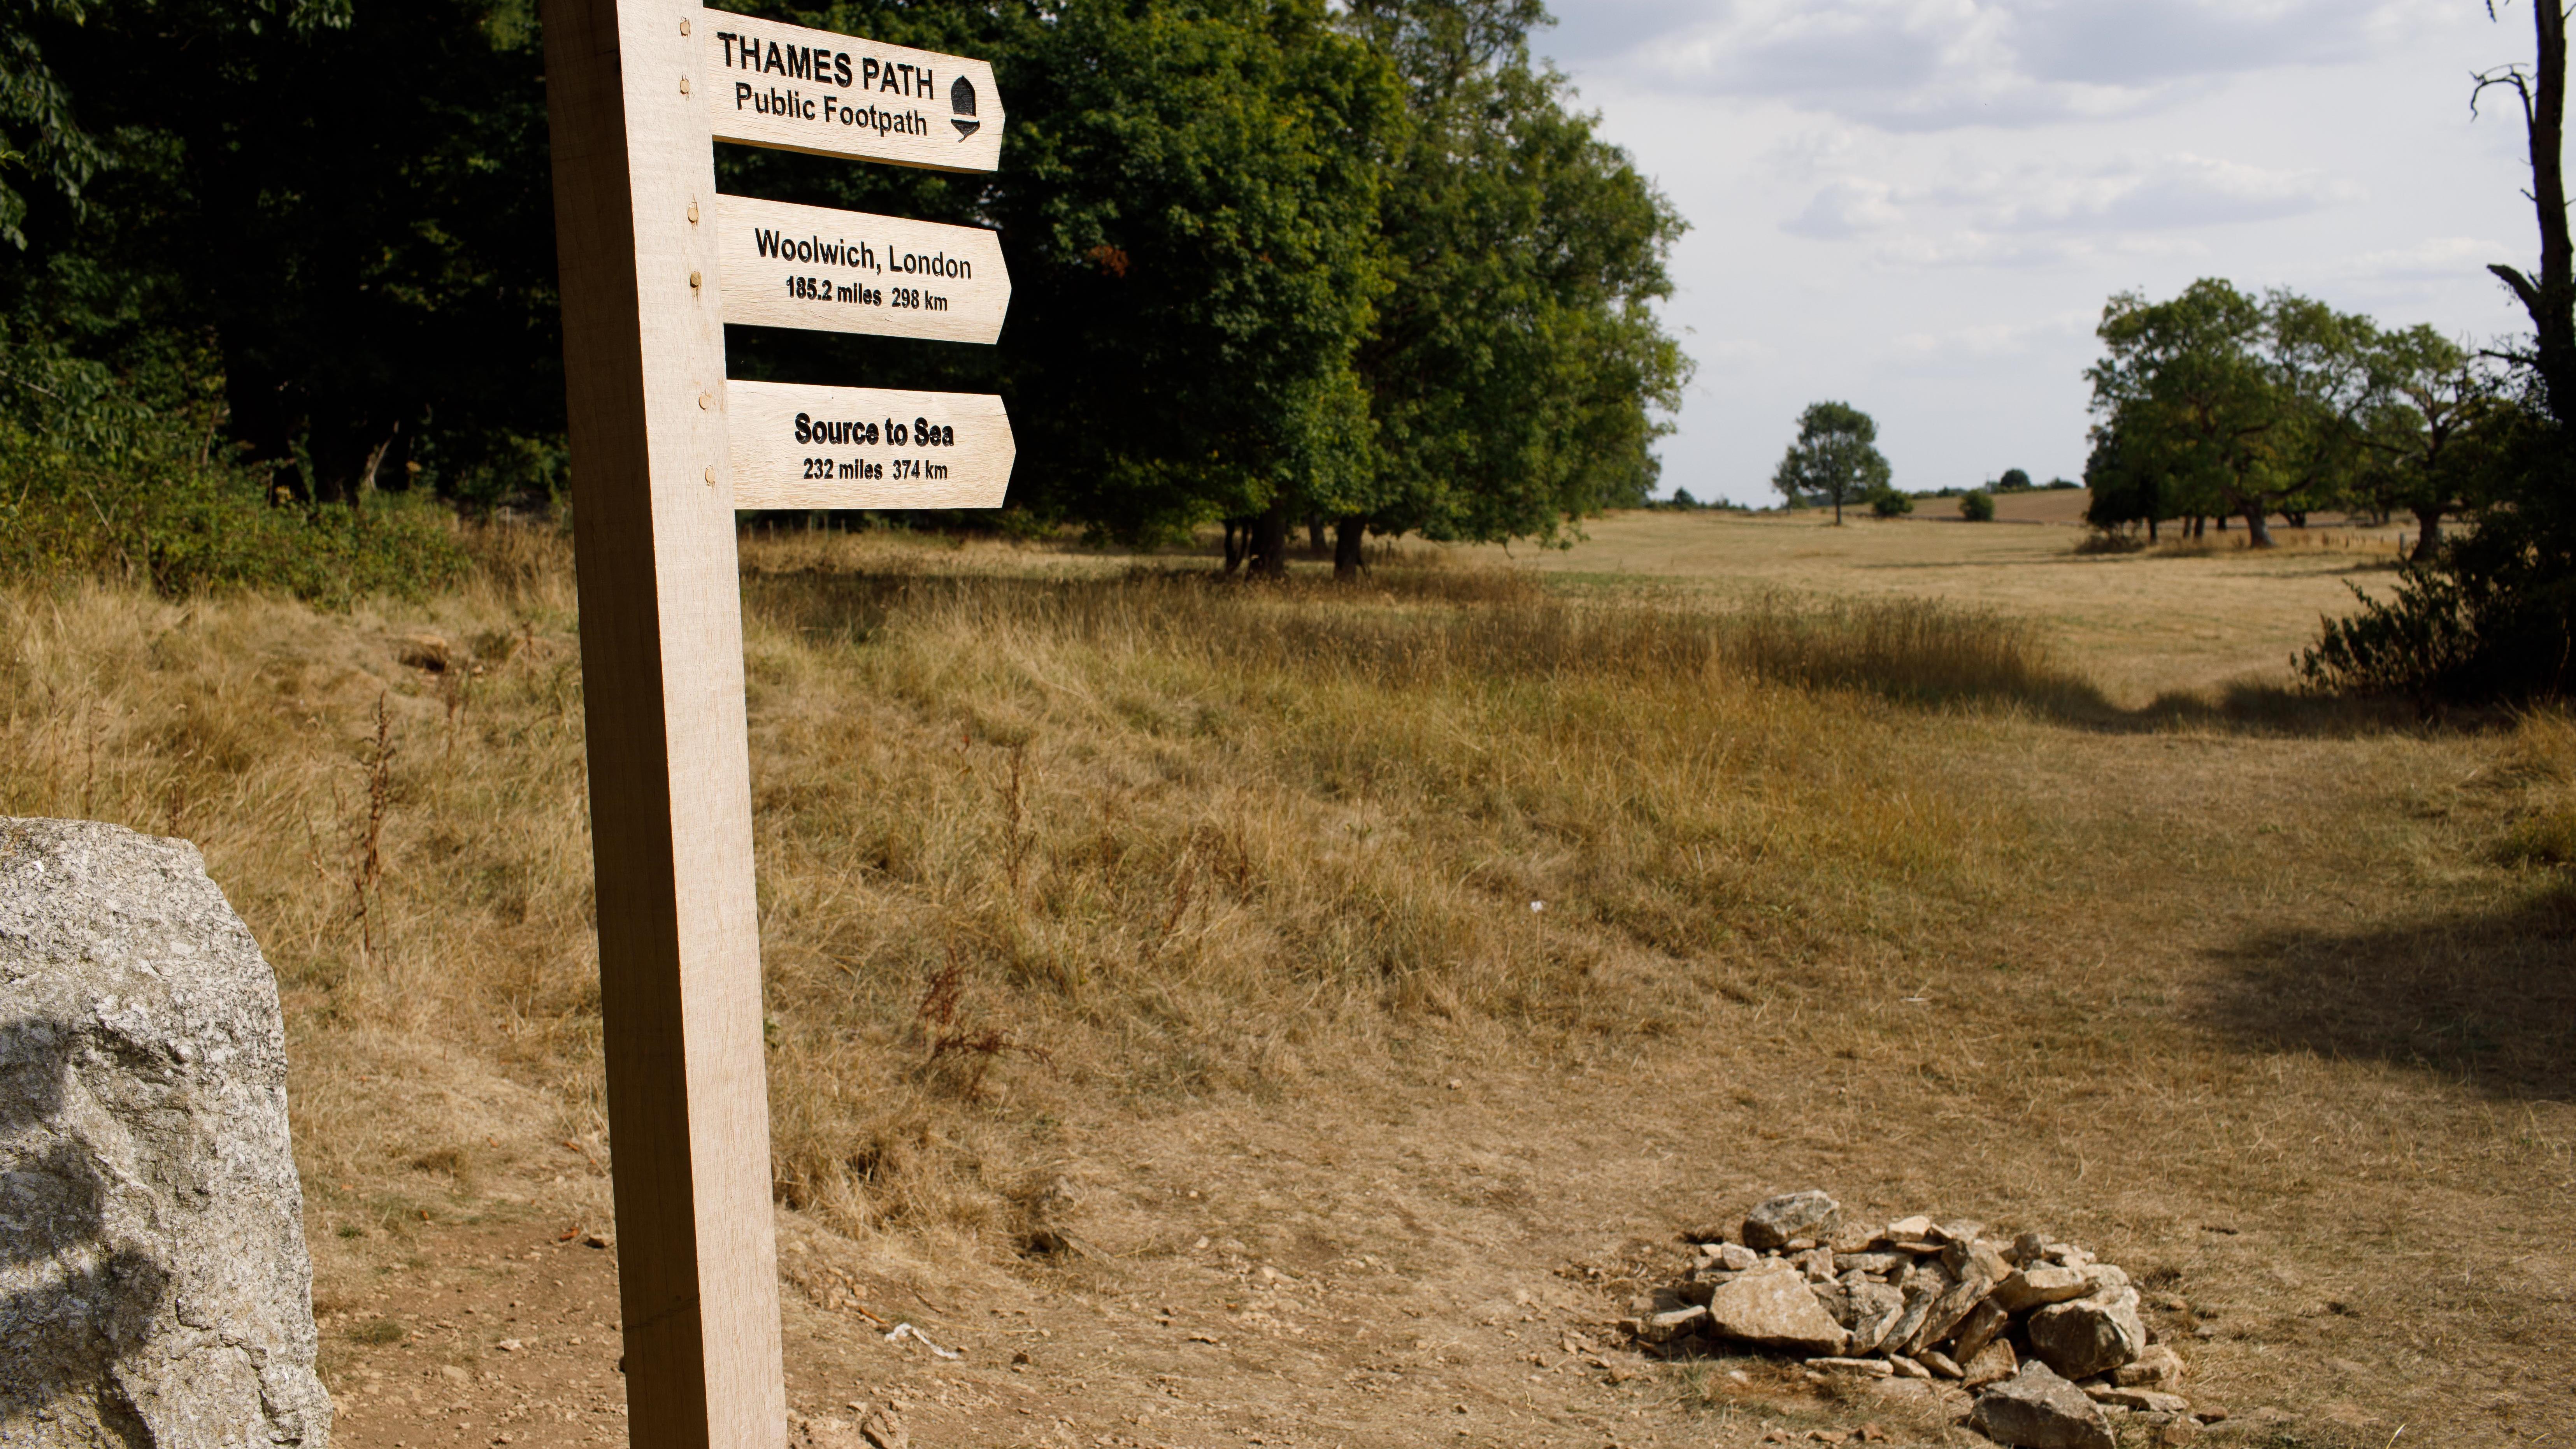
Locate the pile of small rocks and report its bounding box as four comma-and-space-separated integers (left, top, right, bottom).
1623, 1191, 2223, 1449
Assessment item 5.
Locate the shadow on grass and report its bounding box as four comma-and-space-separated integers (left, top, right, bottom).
2197, 883, 2576, 1101
740, 560, 2463, 740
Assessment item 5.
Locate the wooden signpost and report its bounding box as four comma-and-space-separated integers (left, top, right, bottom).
539, 3, 1012, 1444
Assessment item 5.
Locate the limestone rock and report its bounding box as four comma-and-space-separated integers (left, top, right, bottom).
1742, 1190, 1841, 1252
858, 1405, 911, 1449
2027, 1285, 2147, 1381
1967, 1361, 2115, 1449
1948, 1296, 2011, 1365
1704, 1266, 1850, 1354
1848, 1283, 1907, 1354
1716, 1242, 1759, 1272
1905, 1258, 1997, 1355
1991, 1265, 2091, 1314
1961, 1337, 2019, 1389
0, 819, 330, 1447
2113, 1344, 2187, 1388
2087, 1384, 2192, 1414
1878, 1261, 1953, 1356
1641, 1304, 1710, 1344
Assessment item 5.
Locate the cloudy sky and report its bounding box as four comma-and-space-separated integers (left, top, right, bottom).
1532, 0, 2544, 504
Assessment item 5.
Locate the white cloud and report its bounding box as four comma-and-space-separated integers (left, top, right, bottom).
1949, 153, 2366, 231
1554, 0, 2456, 132
1884, 310, 2098, 367
2332, 235, 2514, 283
1533, 0, 2534, 504
1784, 177, 1906, 237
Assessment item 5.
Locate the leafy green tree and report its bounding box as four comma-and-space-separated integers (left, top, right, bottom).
1866, 483, 1912, 518
1995, 467, 2031, 493
1335, 0, 1687, 576
2085, 281, 2374, 547
4, 0, 560, 506
2352, 328, 2513, 560
1959, 489, 1994, 522
1771, 401, 1888, 524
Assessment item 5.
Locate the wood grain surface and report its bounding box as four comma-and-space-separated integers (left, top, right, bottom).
715, 194, 1008, 344
540, 0, 786, 1444
727, 379, 1014, 510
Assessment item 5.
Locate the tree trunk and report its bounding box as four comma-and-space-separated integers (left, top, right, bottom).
2411, 504, 2446, 562
2148, 516, 2160, 543
1333, 516, 1366, 580
225, 349, 305, 504
2243, 506, 2274, 548
2488, 1, 2576, 429
1222, 520, 1248, 574
1831, 491, 1844, 525
1247, 500, 1290, 580
1306, 515, 1327, 555
2216, 513, 2228, 532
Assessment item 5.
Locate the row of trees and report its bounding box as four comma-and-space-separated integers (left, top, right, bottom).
0, 0, 1686, 576
2081, 280, 2511, 559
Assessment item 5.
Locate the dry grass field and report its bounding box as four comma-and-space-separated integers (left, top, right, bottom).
2, 514, 2570, 1447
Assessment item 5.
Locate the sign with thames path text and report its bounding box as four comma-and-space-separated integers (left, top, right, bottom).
727, 380, 1014, 510
704, 9, 1005, 172
716, 195, 1009, 344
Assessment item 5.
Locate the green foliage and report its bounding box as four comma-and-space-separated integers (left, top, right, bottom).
1772, 400, 1889, 524
1, 0, 558, 506
1959, 489, 1995, 522
0, 0, 1688, 569
1995, 467, 2031, 492
1339, 0, 1688, 552
2301, 417, 2576, 701
0, 323, 466, 603
2084, 279, 2377, 546
1867, 484, 1912, 518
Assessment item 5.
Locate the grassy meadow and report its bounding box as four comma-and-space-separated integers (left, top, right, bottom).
2, 511, 2571, 1446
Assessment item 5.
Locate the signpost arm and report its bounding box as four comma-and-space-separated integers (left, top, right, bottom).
541, 2, 785, 1445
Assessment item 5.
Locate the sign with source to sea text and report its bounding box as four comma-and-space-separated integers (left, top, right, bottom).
726, 379, 1014, 511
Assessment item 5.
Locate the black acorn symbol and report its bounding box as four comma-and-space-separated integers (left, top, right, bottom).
951, 76, 981, 139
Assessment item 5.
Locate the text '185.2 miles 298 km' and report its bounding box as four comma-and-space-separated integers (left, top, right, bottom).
716, 194, 1009, 344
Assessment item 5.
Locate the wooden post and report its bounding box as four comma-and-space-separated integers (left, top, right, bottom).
540, 2, 784, 1446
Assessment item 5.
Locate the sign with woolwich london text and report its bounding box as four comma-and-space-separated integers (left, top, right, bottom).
715, 195, 1009, 345
727, 380, 1014, 511
704, 9, 1005, 172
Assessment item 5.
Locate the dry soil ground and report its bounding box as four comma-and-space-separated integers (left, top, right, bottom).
23, 513, 2570, 1449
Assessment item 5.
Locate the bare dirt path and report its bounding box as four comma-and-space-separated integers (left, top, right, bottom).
309, 705, 2576, 1449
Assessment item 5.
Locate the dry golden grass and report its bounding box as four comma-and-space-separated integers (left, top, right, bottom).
1488, 509, 2413, 708
4, 519, 2572, 1446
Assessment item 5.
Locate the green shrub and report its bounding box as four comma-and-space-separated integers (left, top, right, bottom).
1959, 490, 1995, 522
0, 429, 468, 606
1867, 485, 1914, 518
0, 327, 467, 605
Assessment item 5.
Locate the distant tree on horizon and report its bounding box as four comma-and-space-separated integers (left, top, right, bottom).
1772, 401, 1890, 525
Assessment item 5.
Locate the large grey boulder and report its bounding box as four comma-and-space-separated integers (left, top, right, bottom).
0, 819, 330, 1447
